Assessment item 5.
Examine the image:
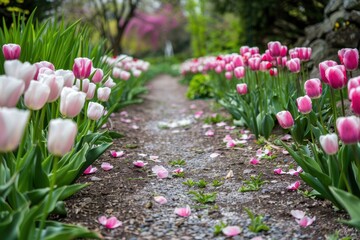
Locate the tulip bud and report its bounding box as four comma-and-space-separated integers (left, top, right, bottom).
104, 77, 116, 88
132, 69, 142, 77
276, 111, 294, 129
236, 83, 247, 95
0, 108, 30, 152
325, 65, 347, 89
55, 70, 75, 87
39, 74, 64, 102
120, 70, 131, 81
233, 55, 244, 67
60, 87, 86, 118
86, 82, 96, 100
348, 76, 360, 100
259, 61, 272, 71
286, 58, 301, 73
24, 80, 50, 110
248, 57, 261, 71
304, 78, 322, 99
269, 68, 278, 76
319, 133, 339, 155
289, 49, 298, 59
280, 45, 288, 57
97, 87, 111, 102
319, 60, 337, 84
73, 57, 92, 79
296, 47, 312, 61
2, 43, 21, 60
87, 102, 104, 121
343, 48, 359, 71
350, 86, 360, 115
34, 61, 55, 80
296, 95, 312, 114
268, 41, 281, 57
240, 46, 250, 55
336, 116, 360, 144
225, 71, 232, 80
250, 47, 259, 54
91, 68, 103, 83
47, 118, 77, 156
234, 66, 245, 79
0, 76, 25, 107
4, 60, 37, 90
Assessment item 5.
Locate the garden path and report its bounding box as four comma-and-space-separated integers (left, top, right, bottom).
64, 75, 359, 240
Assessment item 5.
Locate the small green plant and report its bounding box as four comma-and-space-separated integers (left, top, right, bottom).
244, 207, 270, 233
186, 74, 214, 99
204, 113, 228, 124
325, 231, 352, 240
212, 179, 224, 187
169, 159, 186, 166
213, 221, 228, 236
299, 190, 317, 199
183, 179, 196, 187
125, 144, 138, 149
262, 154, 277, 160
239, 174, 266, 192
196, 179, 208, 188
254, 136, 266, 145
173, 172, 185, 178
188, 190, 217, 204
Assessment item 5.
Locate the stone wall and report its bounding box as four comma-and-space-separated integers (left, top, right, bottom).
298, 0, 360, 76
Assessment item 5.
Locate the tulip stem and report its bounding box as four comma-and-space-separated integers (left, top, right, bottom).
37, 155, 59, 240
307, 114, 315, 143
296, 73, 301, 97
330, 88, 338, 134
339, 89, 346, 116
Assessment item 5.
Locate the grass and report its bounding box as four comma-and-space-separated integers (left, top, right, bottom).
244, 207, 270, 233
239, 174, 267, 192
188, 190, 217, 204
169, 159, 186, 166
212, 179, 224, 187
183, 179, 196, 187
196, 179, 208, 188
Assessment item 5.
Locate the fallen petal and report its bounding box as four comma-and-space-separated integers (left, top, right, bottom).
194, 111, 203, 119
101, 162, 113, 171
202, 124, 212, 128
152, 165, 169, 179
105, 216, 122, 229
131, 124, 139, 129
173, 168, 184, 174
296, 216, 316, 227
210, 153, 220, 158
133, 160, 147, 168
287, 181, 300, 191
174, 205, 191, 217
249, 157, 260, 165
205, 129, 215, 137
154, 196, 167, 204
222, 226, 241, 237
120, 111, 128, 117
84, 165, 97, 174
225, 126, 236, 130
281, 134, 292, 141
149, 155, 159, 161
274, 168, 286, 175
226, 140, 236, 148
290, 210, 306, 219
225, 169, 234, 179
223, 135, 233, 143
190, 104, 196, 109
216, 121, 227, 127
110, 150, 125, 158
98, 216, 108, 225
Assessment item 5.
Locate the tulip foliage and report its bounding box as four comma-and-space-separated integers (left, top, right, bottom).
180, 42, 360, 229
0, 13, 150, 239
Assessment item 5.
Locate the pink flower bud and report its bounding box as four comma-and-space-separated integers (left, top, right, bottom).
47, 118, 77, 156
259, 61, 272, 71
39, 74, 64, 102
104, 77, 116, 88
250, 47, 259, 54
0, 76, 24, 107
280, 45, 288, 57
289, 49, 298, 59
120, 70, 131, 81
343, 48, 359, 71
86, 82, 96, 100
55, 70, 75, 87
269, 68, 278, 76
73, 57, 92, 79
87, 102, 104, 121
234, 66, 245, 79
248, 57, 261, 71
240, 46, 250, 55
233, 55, 244, 67
319, 60, 337, 84
225, 71, 232, 80
276, 111, 294, 129
91, 68, 103, 83
268, 41, 282, 57
2, 43, 21, 60
236, 83, 247, 95
24, 80, 50, 110
336, 116, 360, 144
296, 47, 312, 61
348, 76, 360, 100
325, 65, 347, 89
296, 95, 312, 114
97, 87, 111, 102
350, 86, 360, 115
304, 78, 322, 99
225, 63, 234, 71
60, 87, 86, 118
286, 58, 301, 73
0, 108, 30, 152
4, 60, 36, 90
319, 133, 338, 155
34, 61, 55, 80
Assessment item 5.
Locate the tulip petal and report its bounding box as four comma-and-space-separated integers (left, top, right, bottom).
290, 210, 305, 219
154, 196, 167, 204
101, 162, 113, 171
174, 205, 191, 217
222, 226, 241, 237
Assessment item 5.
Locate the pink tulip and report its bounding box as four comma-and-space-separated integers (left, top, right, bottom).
250, 47, 259, 54
269, 68, 278, 76
4, 60, 36, 90
76, 78, 90, 93
286, 58, 301, 73
348, 76, 360, 100
97, 87, 111, 102
2, 43, 21, 60
104, 77, 116, 88
259, 61, 272, 71
34, 61, 55, 80
289, 49, 298, 59
296, 47, 312, 61
280, 45, 288, 57
338, 48, 348, 64
319, 133, 339, 155
55, 70, 75, 87
0, 108, 30, 152
234, 66, 245, 79
276, 111, 294, 129
133, 160, 147, 168
91, 68, 103, 83
248, 57, 261, 71
287, 181, 300, 191
87, 102, 104, 121
120, 70, 131, 80
60, 87, 86, 118
336, 116, 360, 144
37, 67, 54, 77
47, 118, 77, 156
304, 78, 322, 99
351, 86, 360, 115
319, 60, 337, 84
154, 196, 167, 204
262, 50, 274, 62
249, 157, 260, 165
110, 150, 125, 158
0, 76, 25, 107
296, 95, 312, 114
325, 65, 347, 89
86, 82, 96, 100
225, 63, 234, 71
174, 205, 191, 217
225, 71, 232, 80
39, 74, 64, 102
240, 46, 250, 55
132, 69, 142, 77
24, 80, 50, 110
73, 57, 92, 79
236, 83, 247, 95
341, 48, 359, 71
233, 55, 244, 67
101, 162, 113, 171
84, 165, 97, 174
222, 226, 241, 237
98, 216, 122, 229
152, 165, 169, 179
268, 41, 282, 57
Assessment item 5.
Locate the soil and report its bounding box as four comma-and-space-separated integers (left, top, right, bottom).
62, 75, 360, 240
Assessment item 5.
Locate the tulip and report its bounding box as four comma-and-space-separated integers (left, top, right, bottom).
325, 65, 347, 89
240, 46, 250, 55
225, 71, 232, 80
120, 70, 131, 81
350, 86, 360, 115
0, 76, 25, 107
296, 47, 312, 61
215, 65, 222, 73
104, 77, 116, 88
289, 49, 298, 59
86, 82, 96, 100
338, 48, 348, 64
97, 87, 111, 102
248, 57, 261, 71
304, 78, 322, 99
343, 48, 359, 71
296, 95, 312, 114
47, 118, 77, 156
233, 55, 244, 67
2, 43, 21, 60
174, 205, 191, 217
262, 50, 273, 62
34, 61, 55, 80
280, 45, 288, 57
319, 133, 339, 155
259, 61, 272, 71
55, 70, 75, 87
4, 60, 36, 90
76, 78, 90, 93
0, 108, 30, 152
348, 76, 360, 100
336, 116, 360, 144
73, 57, 92, 79
132, 69, 141, 77
37, 67, 54, 77
60, 87, 86, 118
24, 80, 50, 110
276, 111, 294, 129
250, 47, 259, 54
225, 63, 234, 71
91, 68, 103, 83
286, 58, 301, 73
269, 68, 278, 76
234, 66, 245, 79
268, 41, 281, 57
236, 83, 247, 95
319, 60, 337, 84
87, 102, 104, 121
39, 74, 64, 102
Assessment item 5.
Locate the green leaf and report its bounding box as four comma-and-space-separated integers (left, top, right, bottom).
260, 114, 274, 139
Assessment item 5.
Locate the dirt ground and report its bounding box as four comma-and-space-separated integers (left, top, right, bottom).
62, 75, 360, 240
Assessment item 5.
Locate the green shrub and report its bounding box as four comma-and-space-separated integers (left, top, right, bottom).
186, 74, 213, 99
